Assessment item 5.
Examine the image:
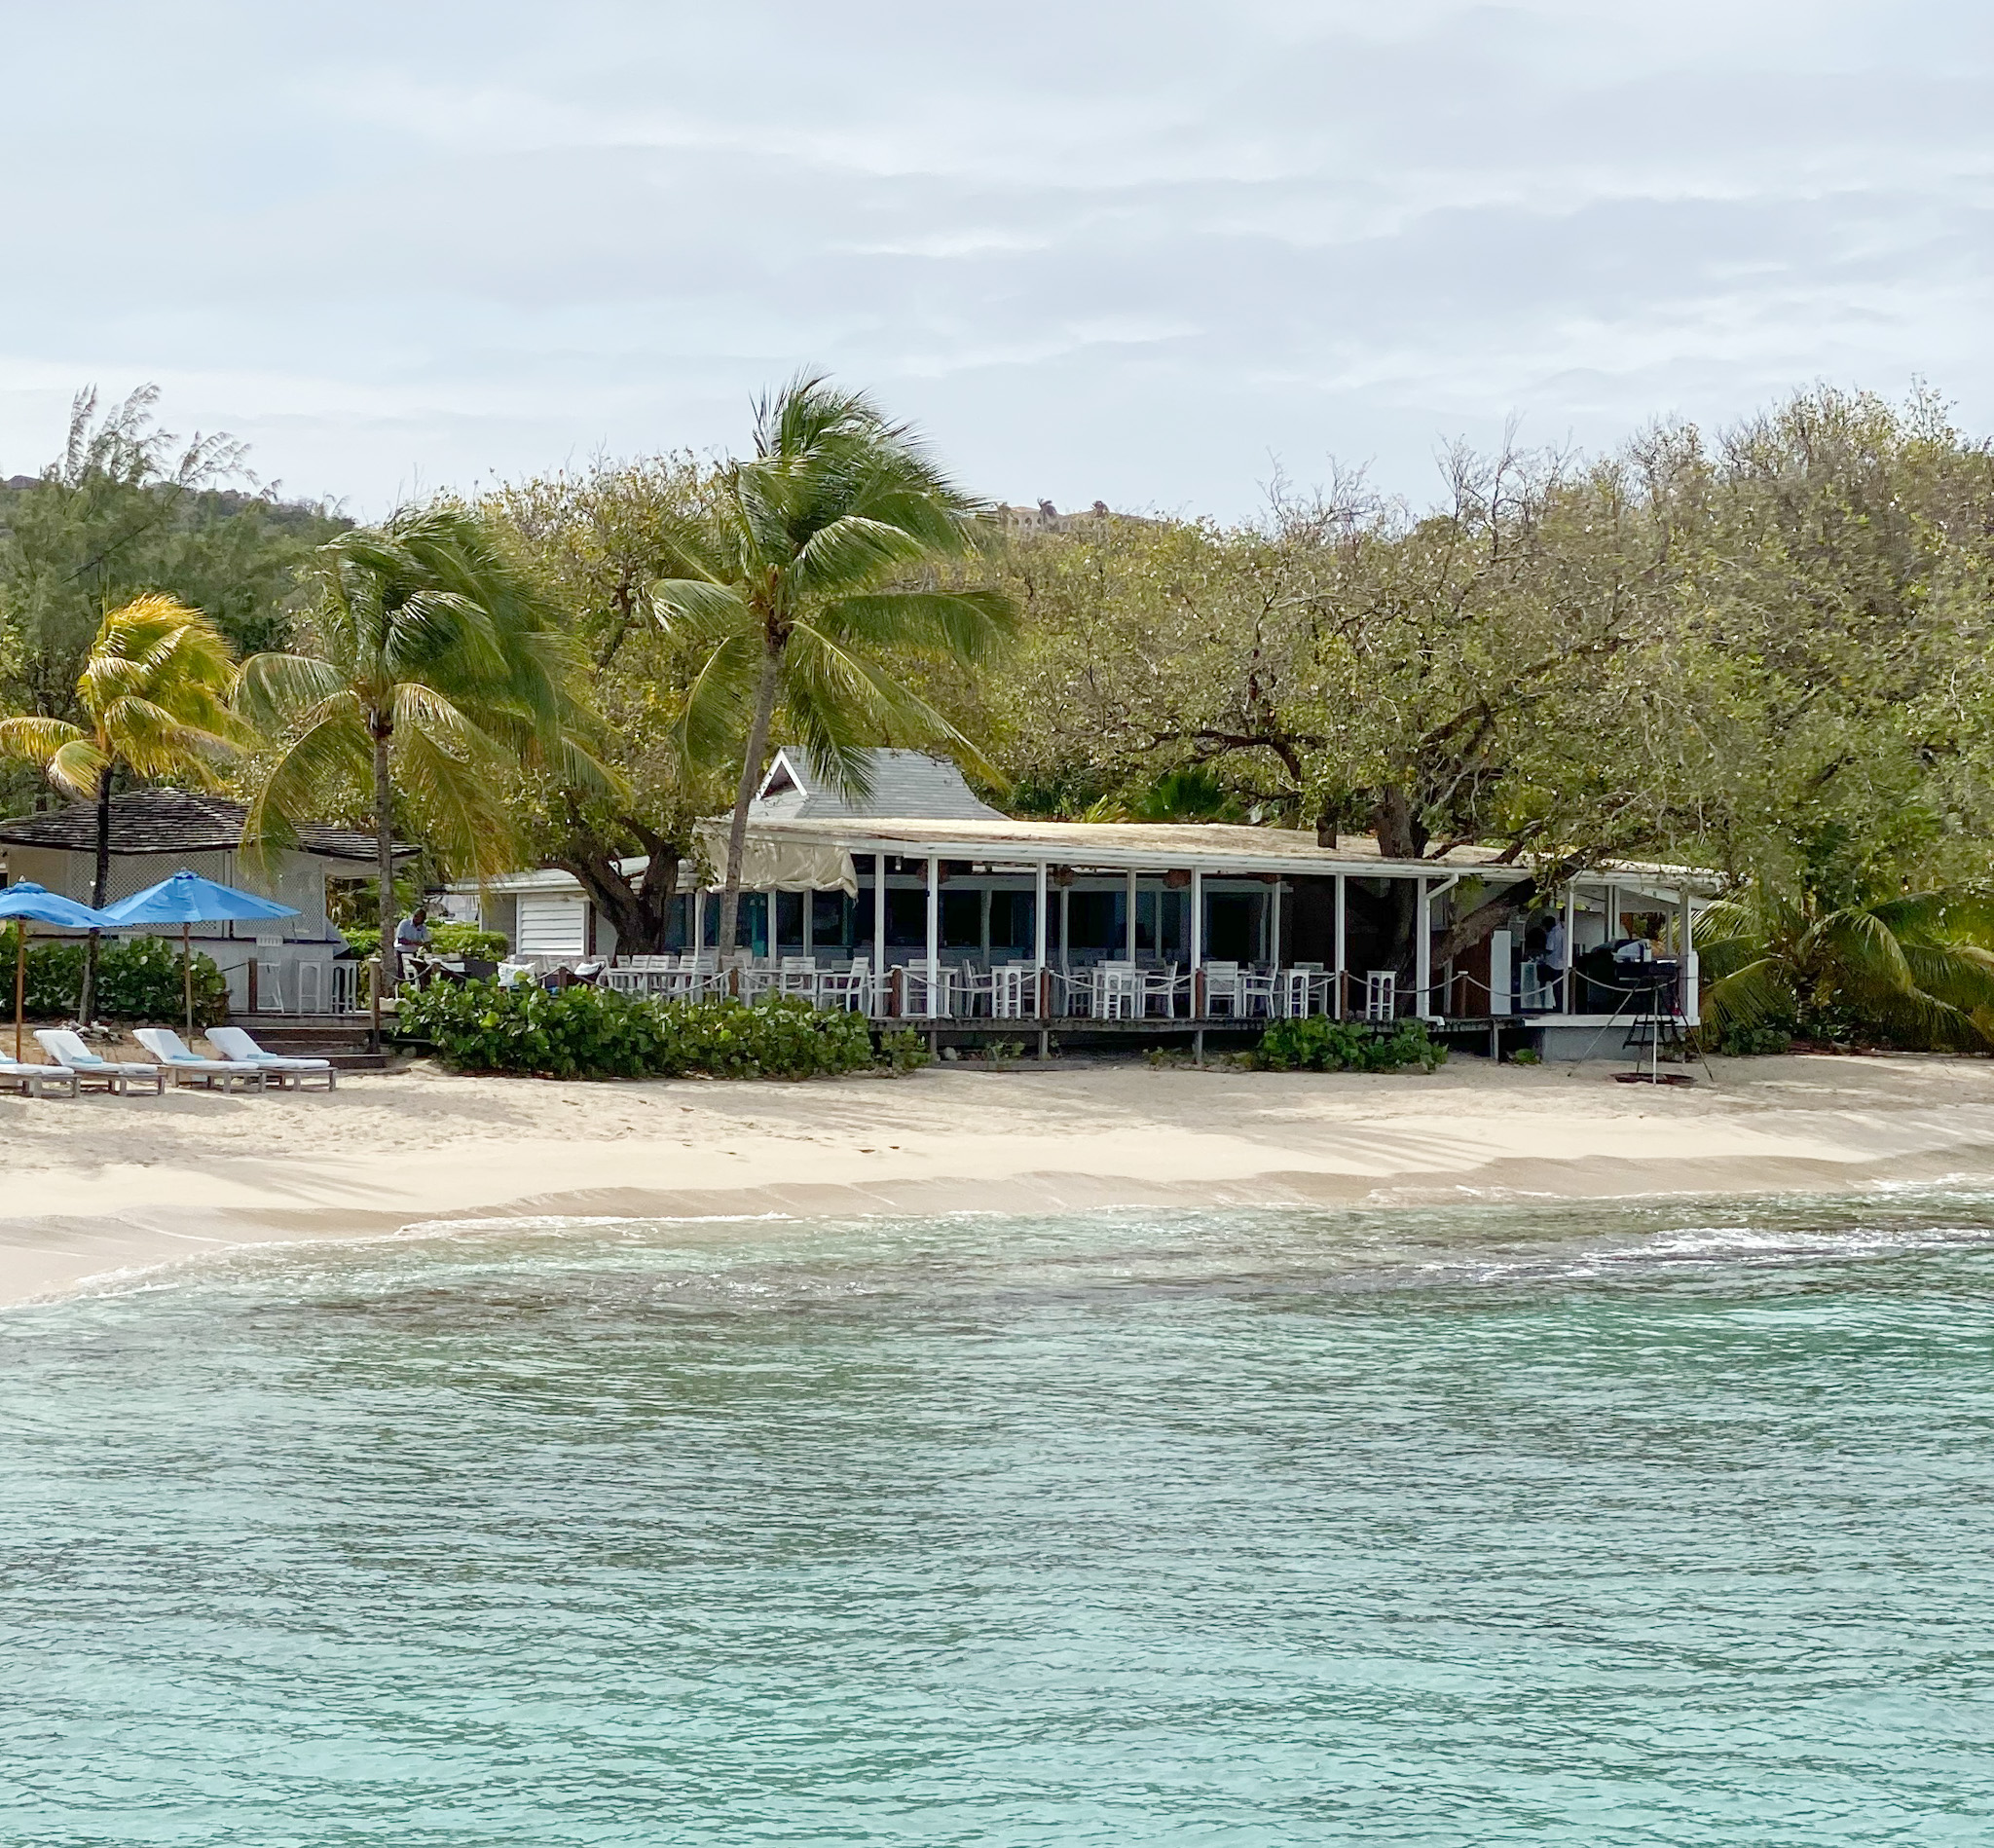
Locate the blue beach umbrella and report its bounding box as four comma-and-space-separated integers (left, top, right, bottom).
98, 870, 299, 1034
0, 882, 112, 1060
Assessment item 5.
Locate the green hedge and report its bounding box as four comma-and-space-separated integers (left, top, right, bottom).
0, 927, 230, 1025
1254, 1016, 1446, 1073
393, 979, 880, 1081
342, 922, 508, 961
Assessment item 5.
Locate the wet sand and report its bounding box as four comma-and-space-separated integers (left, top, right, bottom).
6, 1052, 1994, 1305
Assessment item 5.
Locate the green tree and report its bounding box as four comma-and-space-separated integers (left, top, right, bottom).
1698, 877, 1994, 1051
484, 458, 724, 951
0, 593, 243, 1021
0, 387, 345, 742
652, 377, 1016, 955
236, 504, 612, 980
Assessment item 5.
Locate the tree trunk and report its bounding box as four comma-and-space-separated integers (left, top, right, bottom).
716, 645, 782, 956
77, 764, 114, 1026
1371, 785, 1424, 861
372, 719, 397, 990
556, 823, 683, 955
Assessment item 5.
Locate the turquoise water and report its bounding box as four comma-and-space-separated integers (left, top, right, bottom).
4, 1197, 1994, 1845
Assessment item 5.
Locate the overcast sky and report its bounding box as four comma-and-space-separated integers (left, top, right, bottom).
3, 0, 1989, 519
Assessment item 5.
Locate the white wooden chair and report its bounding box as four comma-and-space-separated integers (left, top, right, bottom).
1201, 960, 1244, 1016
818, 958, 873, 1014
777, 956, 820, 1003
1364, 970, 1396, 1021
991, 963, 1040, 1018
1092, 961, 1142, 1019
902, 959, 952, 1018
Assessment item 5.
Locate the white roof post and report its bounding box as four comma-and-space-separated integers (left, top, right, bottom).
925, 853, 941, 1018
1034, 859, 1048, 971
1416, 876, 1431, 1019
874, 852, 888, 1015
1126, 867, 1137, 961
1334, 872, 1347, 1018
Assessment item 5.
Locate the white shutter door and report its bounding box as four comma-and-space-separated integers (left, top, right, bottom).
516, 895, 588, 957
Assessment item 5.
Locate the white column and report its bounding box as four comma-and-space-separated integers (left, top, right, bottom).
1333, 873, 1347, 1018
1125, 868, 1138, 961
1680, 883, 1697, 1023
1416, 876, 1431, 1019
1059, 884, 1070, 972
1563, 883, 1576, 1016
873, 852, 887, 1015
1189, 870, 1202, 972
692, 886, 706, 952
1034, 860, 1048, 969
925, 854, 941, 1019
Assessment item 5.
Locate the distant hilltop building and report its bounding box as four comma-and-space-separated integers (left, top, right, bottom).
997, 499, 1116, 536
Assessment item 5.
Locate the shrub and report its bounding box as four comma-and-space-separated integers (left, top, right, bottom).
1714, 1018, 1794, 1056
393, 979, 879, 1081
0, 926, 228, 1025
878, 1028, 933, 1073
1254, 1016, 1446, 1074
340, 921, 507, 961
1508, 1047, 1542, 1066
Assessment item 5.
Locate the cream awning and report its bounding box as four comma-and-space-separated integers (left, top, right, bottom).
693, 824, 857, 897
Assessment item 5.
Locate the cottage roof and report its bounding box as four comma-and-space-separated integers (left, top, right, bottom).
0, 789, 414, 863
752, 748, 1005, 823
732, 813, 1722, 894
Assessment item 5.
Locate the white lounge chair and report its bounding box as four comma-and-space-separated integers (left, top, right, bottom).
0, 1057, 79, 1098
34, 1029, 166, 1095
207, 1025, 338, 1091
132, 1028, 270, 1092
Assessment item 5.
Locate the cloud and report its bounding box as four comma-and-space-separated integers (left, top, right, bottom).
0, 0, 1988, 517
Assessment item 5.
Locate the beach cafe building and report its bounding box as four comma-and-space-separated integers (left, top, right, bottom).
455, 750, 1720, 1058
0, 788, 415, 1016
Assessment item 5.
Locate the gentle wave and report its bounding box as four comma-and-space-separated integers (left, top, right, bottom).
5, 1193, 1994, 1845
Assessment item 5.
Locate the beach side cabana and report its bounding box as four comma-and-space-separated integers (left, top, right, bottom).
454, 751, 1720, 1058
0, 789, 415, 1016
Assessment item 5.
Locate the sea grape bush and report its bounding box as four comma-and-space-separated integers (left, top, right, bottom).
0, 926, 228, 1025
341, 922, 509, 961
395, 979, 879, 1081
1253, 1016, 1445, 1074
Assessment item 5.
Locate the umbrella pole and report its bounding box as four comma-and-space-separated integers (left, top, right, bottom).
183, 922, 195, 1037
14, 926, 23, 1064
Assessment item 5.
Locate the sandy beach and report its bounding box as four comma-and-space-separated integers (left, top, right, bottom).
6, 1050, 1994, 1307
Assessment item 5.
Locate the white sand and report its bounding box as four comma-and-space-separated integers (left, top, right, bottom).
6, 1051, 1994, 1306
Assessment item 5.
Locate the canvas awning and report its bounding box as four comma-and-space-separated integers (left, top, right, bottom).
693, 824, 858, 897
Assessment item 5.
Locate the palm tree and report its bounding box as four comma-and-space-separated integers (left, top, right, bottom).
1698, 882, 1994, 1050
236, 505, 610, 981
652, 376, 1015, 955
0, 593, 243, 1023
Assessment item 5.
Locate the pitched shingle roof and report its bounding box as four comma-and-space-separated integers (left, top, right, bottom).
751, 748, 1005, 823
0, 789, 413, 862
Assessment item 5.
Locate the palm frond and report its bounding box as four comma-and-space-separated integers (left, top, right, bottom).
818, 588, 1018, 664
0, 716, 85, 769
235, 652, 352, 726
239, 702, 373, 873
1697, 956, 1796, 1036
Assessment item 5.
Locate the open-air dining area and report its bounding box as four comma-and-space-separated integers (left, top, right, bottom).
459, 753, 1720, 1059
